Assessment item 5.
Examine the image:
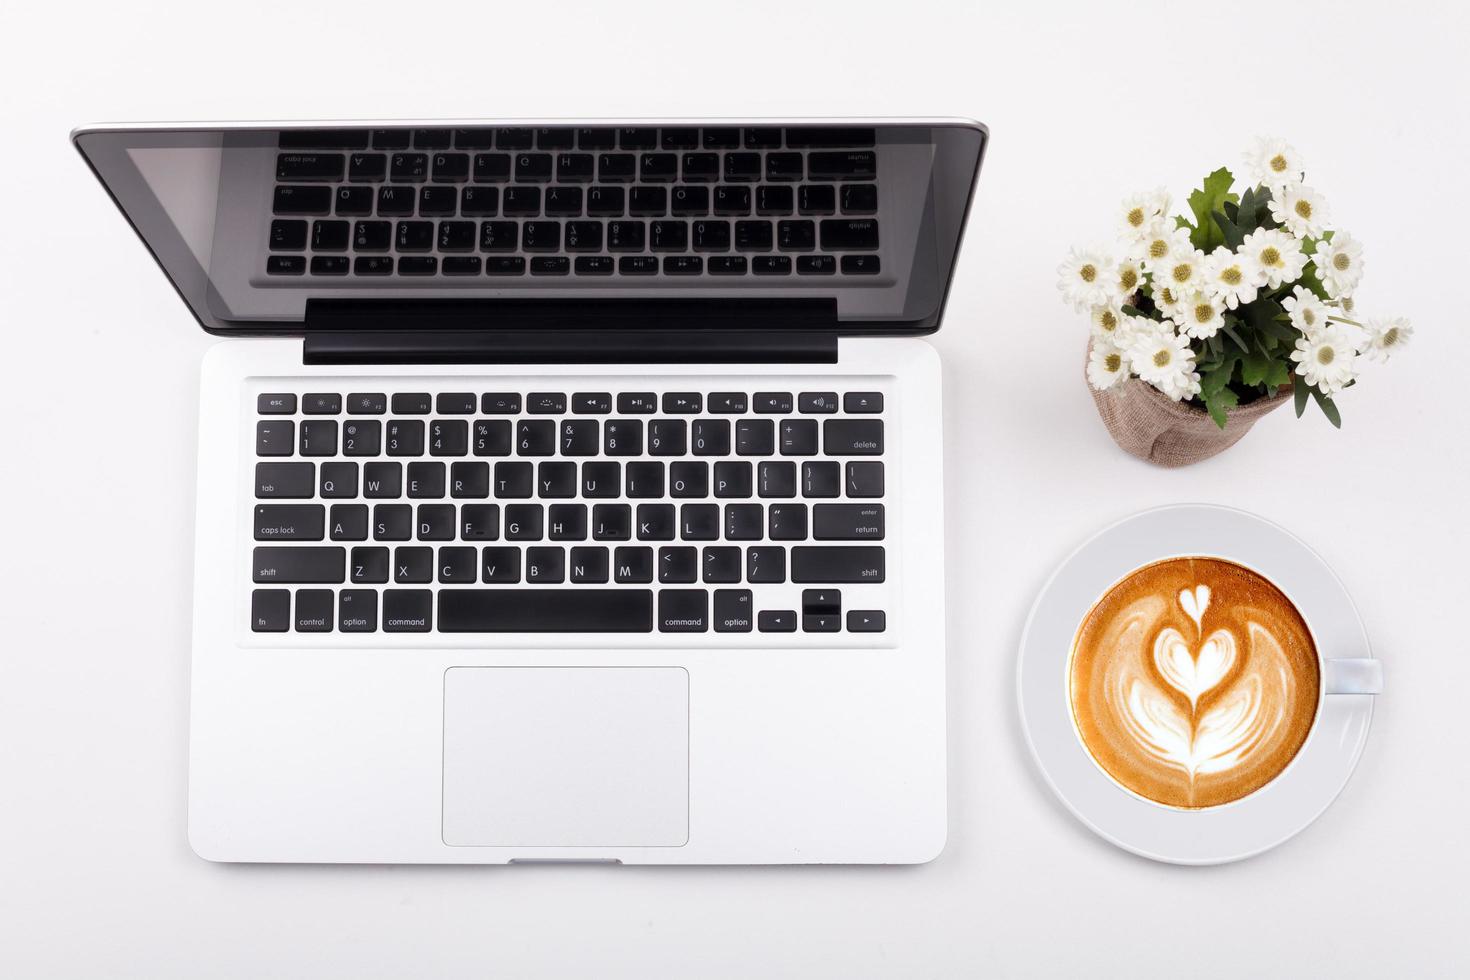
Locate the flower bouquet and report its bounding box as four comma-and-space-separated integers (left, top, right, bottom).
1058, 138, 1411, 464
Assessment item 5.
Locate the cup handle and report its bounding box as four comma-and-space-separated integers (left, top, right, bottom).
1324, 658, 1383, 695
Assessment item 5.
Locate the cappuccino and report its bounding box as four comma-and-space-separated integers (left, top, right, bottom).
1069, 557, 1320, 809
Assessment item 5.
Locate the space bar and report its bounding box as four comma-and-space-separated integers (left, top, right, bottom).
438, 589, 653, 632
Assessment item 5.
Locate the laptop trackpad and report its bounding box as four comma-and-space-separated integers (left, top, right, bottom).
442, 667, 689, 848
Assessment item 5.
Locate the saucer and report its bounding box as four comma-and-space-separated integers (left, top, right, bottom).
1017, 504, 1378, 865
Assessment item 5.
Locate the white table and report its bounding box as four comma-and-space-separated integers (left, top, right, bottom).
4, 1, 1466, 975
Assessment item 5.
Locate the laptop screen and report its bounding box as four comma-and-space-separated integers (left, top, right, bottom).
74, 120, 986, 334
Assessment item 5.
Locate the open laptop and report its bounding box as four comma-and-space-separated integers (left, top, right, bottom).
73, 118, 988, 864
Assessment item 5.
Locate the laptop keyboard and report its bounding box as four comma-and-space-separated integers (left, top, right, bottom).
249, 383, 890, 636
266, 127, 881, 280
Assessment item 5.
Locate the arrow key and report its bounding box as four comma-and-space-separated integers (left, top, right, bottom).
847, 610, 886, 633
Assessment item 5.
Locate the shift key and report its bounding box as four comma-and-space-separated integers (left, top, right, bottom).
252, 546, 345, 583
791, 546, 885, 583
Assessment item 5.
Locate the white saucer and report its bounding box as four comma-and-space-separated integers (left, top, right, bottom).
1017, 504, 1378, 865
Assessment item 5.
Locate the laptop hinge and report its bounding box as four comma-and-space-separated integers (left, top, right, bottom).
301, 298, 840, 365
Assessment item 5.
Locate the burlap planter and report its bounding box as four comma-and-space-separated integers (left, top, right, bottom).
1087, 349, 1292, 468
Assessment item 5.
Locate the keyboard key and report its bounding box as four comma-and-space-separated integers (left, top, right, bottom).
504, 187, 542, 215
398, 256, 438, 276
847, 610, 886, 633
363, 462, 402, 498
395, 221, 434, 251
743, 128, 783, 149
824, 419, 884, 455
522, 221, 560, 252
556, 152, 595, 181
820, 219, 880, 250
682, 153, 720, 181
443, 256, 483, 276
758, 609, 797, 632
766, 152, 803, 181
587, 185, 625, 215
394, 548, 434, 584
845, 461, 885, 498
408, 463, 447, 500
799, 392, 839, 414
254, 504, 324, 541
256, 419, 294, 457
273, 185, 332, 215
671, 185, 709, 215
256, 462, 314, 498
754, 392, 794, 414
640, 153, 678, 181
785, 128, 876, 148
636, 503, 675, 540
386, 420, 425, 456
714, 185, 751, 215
418, 186, 456, 216
561, 419, 600, 455
572, 392, 612, 414
791, 546, 885, 583
481, 392, 522, 414
390, 152, 429, 181
451, 462, 490, 499
257, 393, 297, 414
564, 221, 602, 252
780, 418, 818, 456
616, 392, 657, 414
756, 185, 794, 215
844, 391, 884, 413
429, 419, 469, 456
663, 256, 702, 275
432, 152, 470, 181
577, 128, 617, 150
517, 419, 556, 455
547, 503, 587, 539
625, 461, 665, 498
648, 419, 687, 456
657, 590, 708, 633
734, 220, 772, 251
608, 221, 647, 251
753, 256, 791, 275
714, 589, 754, 632
383, 590, 432, 632
802, 589, 842, 633
251, 589, 290, 632
679, 503, 719, 541
691, 418, 730, 455
279, 129, 369, 150
707, 392, 747, 414
455, 129, 497, 149
583, 463, 622, 499
725, 504, 763, 541
473, 153, 512, 182
599, 153, 637, 181
538, 461, 578, 498
575, 256, 614, 275
515, 152, 553, 180
797, 255, 836, 275
724, 153, 761, 181
768, 503, 808, 540
842, 254, 882, 275
347, 151, 388, 182
292, 589, 334, 632
604, 419, 643, 455
252, 546, 345, 584
735, 418, 774, 456
298, 421, 337, 457
658, 546, 698, 583
813, 503, 885, 540
629, 187, 666, 216
619, 254, 657, 275
276, 153, 344, 181
526, 547, 565, 583
842, 184, 878, 214
375, 185, 415, 216
808, 150, 876, 180
485, 257, 526, 276
440, 588, 652, 632
414, 129, 453, 149
310, 256, 349, 276
371, 129, 411, 149
536, 128, 575, 150
481, 546, 520, 583
758, 461, 797, 498
266, 255, 305, 275
496, 128, 534, 149
270, 219, 307, 250
570, 546, 610, 583
662, 392, 702, 414
669, 461, 707, 498
302, 392, 341, 414
703, 547, 742, 584
778, 220, 816, 251
713, 461, 752, 499
612, 544, 650, 580
747, 545, 786, 583
504, 504, 543, 540
328, 503, 368, 540
802, 461, 841, 498
799, 185, 836, 215
709, 256, 747, 275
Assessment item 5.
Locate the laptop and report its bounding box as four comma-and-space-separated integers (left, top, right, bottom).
73, 118, 988, 864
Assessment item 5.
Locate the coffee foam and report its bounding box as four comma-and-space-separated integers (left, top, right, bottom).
1069, 557, 1320, 809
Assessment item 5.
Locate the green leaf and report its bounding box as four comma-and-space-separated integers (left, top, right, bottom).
1293, 373, 1310, 417
1120, 304, 1145, 318
1213, 209, 1247, 250
1200, 353, 1240, 397
1310, 386, 1343, 428
1298, 261, 1331, 301
1221, 321, 1249, 352
1187, 168, 1238, 251
1240, 346, 1273, 387
1202, 385, 1239, 429
1265, 357, 1292, 390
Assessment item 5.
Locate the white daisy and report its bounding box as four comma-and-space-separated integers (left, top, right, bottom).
1130, 328, 1201, 402
1361, 316, 1413, 362
1239, 227, 1308, 289
1150, 282, 1184, 318
1242, 137, 1304, 191
1173, 291, 1225, 340
1282, 285, 1329, 338
1132, 222, 1193, 271
1154, 247, 1209, 298
1087, 340, 1131, 391
1291, 324, 1359, 394
1269, 184, 1330, 238
1114, 257, 1145, 304
1313, 231, 1364, 299
1089, 304, 1130, 344
1117, 188, 1172, 240
1203, 247, 1265, 309
1057, 247, 1117, 312
1337, 295, 1356, 316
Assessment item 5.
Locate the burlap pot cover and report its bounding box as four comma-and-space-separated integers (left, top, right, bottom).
1086, 348, 1292, 468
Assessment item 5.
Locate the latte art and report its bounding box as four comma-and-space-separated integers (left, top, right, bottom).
1069, 558, 1320, 808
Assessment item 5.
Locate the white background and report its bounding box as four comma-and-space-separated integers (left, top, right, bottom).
2, 0, 1467, 976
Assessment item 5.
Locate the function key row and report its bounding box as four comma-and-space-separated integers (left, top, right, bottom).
279, 127, 877, 153
259, 391, 884, 416
266, 253, 878, 278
